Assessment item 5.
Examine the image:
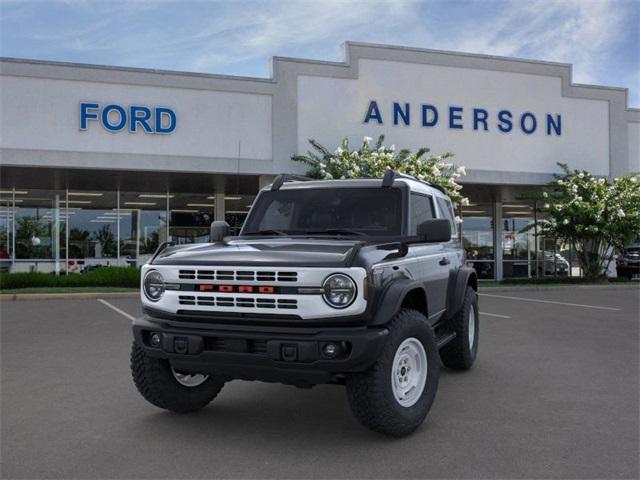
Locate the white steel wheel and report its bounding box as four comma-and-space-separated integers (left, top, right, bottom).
468, 305, 476, 349
391, 337, 428, 408
171, 367, 209, 387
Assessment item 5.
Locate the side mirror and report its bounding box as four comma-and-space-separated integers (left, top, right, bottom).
417, 218, 451, 243
210, 221, 230, 242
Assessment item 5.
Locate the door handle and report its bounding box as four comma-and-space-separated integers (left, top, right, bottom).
439, 257, 450, 266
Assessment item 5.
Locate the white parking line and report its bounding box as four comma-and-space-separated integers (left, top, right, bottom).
97, 299, 136, 321
479, 293, 621, 311
480, 312, 511, 319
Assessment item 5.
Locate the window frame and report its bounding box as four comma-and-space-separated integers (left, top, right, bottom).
436, 196, 457, 236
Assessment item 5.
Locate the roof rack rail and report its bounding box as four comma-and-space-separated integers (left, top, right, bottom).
381, 169, 447, 195
270, 174, 314, 191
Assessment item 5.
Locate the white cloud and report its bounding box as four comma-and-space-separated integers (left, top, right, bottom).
428, 0, 632, 86
183, 0, 418, 71
1, 0, 636, 103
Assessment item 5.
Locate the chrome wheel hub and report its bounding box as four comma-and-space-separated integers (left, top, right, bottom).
391, 337, 428, 407
171, 367, 208, 387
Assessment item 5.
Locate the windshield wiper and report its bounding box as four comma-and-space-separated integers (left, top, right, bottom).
243, 229, 289, 236
303, 228, 367, 237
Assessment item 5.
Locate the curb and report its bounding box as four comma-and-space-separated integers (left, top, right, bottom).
0, 292, 139, 301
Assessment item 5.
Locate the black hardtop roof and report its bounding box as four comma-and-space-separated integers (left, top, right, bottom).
267, 171, 447, 195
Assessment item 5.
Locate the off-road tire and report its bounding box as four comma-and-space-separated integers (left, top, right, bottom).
439, 286, 479, 370
131, 341, 224, 413
345, 309, 440, 437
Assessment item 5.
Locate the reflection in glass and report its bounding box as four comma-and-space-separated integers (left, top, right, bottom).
225, 194, 255, 235
502, 203, 534, 278
120, 192, 169, 265
169, 193, 215, 244
14, 190, 59, 262
66, 191, 118, 271
461, 203, 494, 279
0, 195, 14, 272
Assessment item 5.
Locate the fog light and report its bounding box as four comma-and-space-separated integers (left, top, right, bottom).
323, 343, 338, 358
150, 332, 161, 347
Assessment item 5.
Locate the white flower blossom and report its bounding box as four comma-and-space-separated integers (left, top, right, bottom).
363, 136, 372, 144
544, 203, 550, 209
542, 191, 548, 198
563, 219, 569, 225
456, 166, 466, 176
454, 216, 463, 224
460, 197, 470, 206
617, 209, 625, 218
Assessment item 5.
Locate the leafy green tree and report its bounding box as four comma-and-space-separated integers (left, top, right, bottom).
537, 163, 640, 279
292, 135, 468, 205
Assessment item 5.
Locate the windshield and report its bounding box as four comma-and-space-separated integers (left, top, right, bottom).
242, 187, 403, 237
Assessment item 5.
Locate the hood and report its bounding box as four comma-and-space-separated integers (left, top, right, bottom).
151, 238, 363, 268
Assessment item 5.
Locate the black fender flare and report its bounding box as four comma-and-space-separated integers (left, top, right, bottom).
369, 279, 428, 326
446, 266, 478, 319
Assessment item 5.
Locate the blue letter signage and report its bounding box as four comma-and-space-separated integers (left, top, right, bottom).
363, 100, 561, 136
80, 103, 176, 134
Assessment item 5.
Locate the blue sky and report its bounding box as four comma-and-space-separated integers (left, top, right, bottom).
1, 0, 638, 106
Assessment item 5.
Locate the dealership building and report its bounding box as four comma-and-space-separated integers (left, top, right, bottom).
1, 42, 638, 279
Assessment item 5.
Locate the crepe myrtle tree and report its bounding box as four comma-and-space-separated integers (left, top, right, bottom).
292, 135, 469, 210
536, 163, 640, 279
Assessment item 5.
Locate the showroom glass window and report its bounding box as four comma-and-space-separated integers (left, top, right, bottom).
170, 192, 215, 244
225, 194, 256, 235
461, 203, 494, 279
66, 191, 118, 272
119, 192, 169, 265
502, 202, 535, 278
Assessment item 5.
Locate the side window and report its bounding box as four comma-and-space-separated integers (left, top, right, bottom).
409, 193, 435, 235
436, 197, 457, 236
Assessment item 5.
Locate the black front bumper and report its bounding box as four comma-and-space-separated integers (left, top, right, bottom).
133, 315, 389, 385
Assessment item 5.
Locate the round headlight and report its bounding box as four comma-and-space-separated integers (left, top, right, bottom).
322, 273, 356, 309
143, 270, 165, 302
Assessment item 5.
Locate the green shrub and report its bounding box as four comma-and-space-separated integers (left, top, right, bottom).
0, 267, 140, 290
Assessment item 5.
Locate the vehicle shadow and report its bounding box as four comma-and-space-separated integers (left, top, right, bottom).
128, 371, 457, 447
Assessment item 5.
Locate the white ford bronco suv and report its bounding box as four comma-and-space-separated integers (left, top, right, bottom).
131, 170, 479, 436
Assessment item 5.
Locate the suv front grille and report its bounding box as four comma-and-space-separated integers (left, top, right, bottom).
178, 295, 298, 310
178, 269, 297, 282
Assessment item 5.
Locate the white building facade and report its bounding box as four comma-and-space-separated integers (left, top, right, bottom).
1, 42, 638, 279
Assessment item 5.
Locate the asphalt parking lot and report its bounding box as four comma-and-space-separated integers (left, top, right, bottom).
1, 285, 638, 479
